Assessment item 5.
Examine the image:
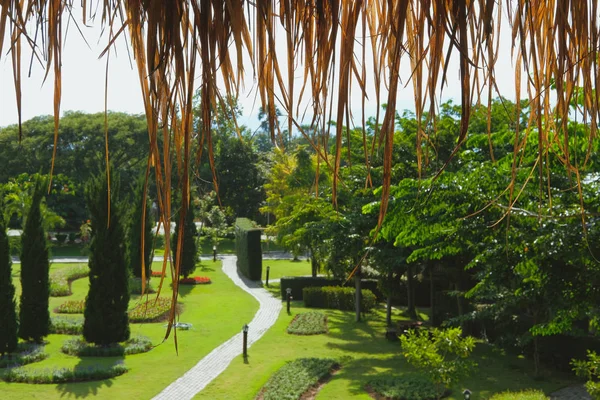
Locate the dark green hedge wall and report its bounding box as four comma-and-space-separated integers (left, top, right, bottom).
235, 218, 262, 280
303, 286, 376, 312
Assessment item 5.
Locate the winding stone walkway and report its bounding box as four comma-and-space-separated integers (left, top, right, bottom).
152, 255, 282, 400
550, 385, 591, 400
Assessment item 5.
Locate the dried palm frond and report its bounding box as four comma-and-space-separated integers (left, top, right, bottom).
2, 0, 599, 342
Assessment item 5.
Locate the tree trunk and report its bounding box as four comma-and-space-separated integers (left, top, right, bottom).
310, 255, 318, 277
355, 266, 362, 322
406, 264, 417, 320
386, 271, 393, 327
429, 267, 436, 326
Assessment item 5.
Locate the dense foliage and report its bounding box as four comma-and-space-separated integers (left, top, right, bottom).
303, 286, 376, 312
258, 358, 337, 400
234, 218, 262, 280
366, 374, 446, 400
279, 277, 382, 301
83, 172, 130, 345
0, 194, 18, 355
18, 178, 50, 343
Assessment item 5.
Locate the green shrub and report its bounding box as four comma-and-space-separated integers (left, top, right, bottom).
8, 236, 21, 256
489, 390, 549, 400
303, 286, 376, 312
280, 277, 382, 301
287, 311, 328, 335
61, 336, 152, 357
367, 374, 446, 400
54, 300, 85, 314
50, 317, 83, 335
129, 277, 155, 295
0, 343, 48, 368
129, 298, 174, 322
235, 218, 262, 280
49, 264, 89, 297
3, 363, 128, 383
572, 350, 600, 399
259, 358, 337, 400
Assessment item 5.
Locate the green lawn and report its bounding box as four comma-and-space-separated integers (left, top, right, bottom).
261, 258, 314, 281
196, 305, 577, 400
1, 261, 258, 400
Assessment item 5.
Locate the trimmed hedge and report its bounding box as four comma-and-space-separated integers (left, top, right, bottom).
235, 218, 262, 280
303, 286, 377, 312
280, 276, 383, 301
3, 363, 128, 383
61, 336, 152, 357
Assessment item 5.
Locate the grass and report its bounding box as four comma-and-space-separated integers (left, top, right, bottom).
196, 305, 577, 400
262, 258, 315, 281
0, 260, 259, 399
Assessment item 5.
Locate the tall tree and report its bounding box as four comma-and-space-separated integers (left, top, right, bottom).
19, 178, 50, 343
84, 172, 130, 345
172, 199, 198, 278
127, 176, 153, 280
0, 192, 18, 355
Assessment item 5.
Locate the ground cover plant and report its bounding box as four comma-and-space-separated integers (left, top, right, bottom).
3, 363, 129, 383
54, 300, 85, 314
257, 357, 338, 400
488, 390, 549, 400
49, 317, 83, 335
197, 305, 576, 400
0, 343, 48, 368
49, 264, 88, 297
366, 374, 446, 400
287, 311, 328, 335
61, 336, 152, 357
0, 260, 259, 399
128, 297, 174, 323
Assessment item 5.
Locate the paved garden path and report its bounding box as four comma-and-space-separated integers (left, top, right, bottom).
550, 384, 591, 400
152, 255, 282, 400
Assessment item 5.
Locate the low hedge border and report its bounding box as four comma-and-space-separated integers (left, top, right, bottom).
365, 374, 447, 400
287, 311, 328, 335
257, 358, 338, 400
54, 300, 85, 314
280, 277, 383, 301
50, 317, 83, 335
49, 264, 89, 297
3, 363, 128, 384
0, 343, 48, 369
60, 336, 152, 357
489, 390, 549, 400
303, 286, 377, 312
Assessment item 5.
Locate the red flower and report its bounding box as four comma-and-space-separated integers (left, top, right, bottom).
179, 276, 211, 285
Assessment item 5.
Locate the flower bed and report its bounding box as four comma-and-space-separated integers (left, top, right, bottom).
179, 276, 211, 285
49, 265, 89, 297
129, 297, 176, 322
0, 343, 48, 369
3, 363, 128, 383
50, 317, 83, 335
151, 270, 164, 278
54, 300, 85, 314
287, 311, 328, 335
61, 336, 152, 357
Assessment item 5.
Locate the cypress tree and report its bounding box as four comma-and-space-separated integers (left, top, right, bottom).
0, 194, 18, 355
19, 179, 50, 343
172, 200, 198, 278
83, 172, 130, 345
127, 177, 153, 279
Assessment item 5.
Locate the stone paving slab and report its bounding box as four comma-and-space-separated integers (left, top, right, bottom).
152, 255, 282, 400
550, 384, 591, 400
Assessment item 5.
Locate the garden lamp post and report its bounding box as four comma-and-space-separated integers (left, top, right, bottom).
463, 389, 471, 400
242, 324, 249, 358
266, 266, 270, 287
286, 287, 292, 314
213, 245, 217, 262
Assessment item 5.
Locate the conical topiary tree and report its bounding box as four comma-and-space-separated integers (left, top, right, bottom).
172, 199, 198, 278
127, 176, 153, 279
83, 172, 130, 345
0, 194, 18, 355
19, 179, 50, 343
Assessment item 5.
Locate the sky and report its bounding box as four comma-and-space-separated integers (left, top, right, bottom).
0, 7, 524, 132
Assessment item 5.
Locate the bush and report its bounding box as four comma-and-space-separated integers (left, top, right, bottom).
0, 343, 48, 368
280, 277, 383, 301
179, 276, 211, 285
287, 311, 328, 335
49, 264, 89, 297
3, 363, 128, 383
61, 336, 152, 357
54, 300, 85, 314
366, 374, 446, 400
258, 358, 338, 400
129, 298, 174, 322
489, 390, 549, 400
50, 317, 83, 335
129, 277, 155, 295
235, 218, 262, 280
8, 236, 21, 256
572, 350, 600, 400
303, 286, 377, 312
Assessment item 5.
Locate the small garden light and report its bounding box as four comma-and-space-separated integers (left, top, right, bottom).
286, 288, 293, 314
242, 324, 249, 358
463, 389, 472, 400
266, 266, 270, 287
